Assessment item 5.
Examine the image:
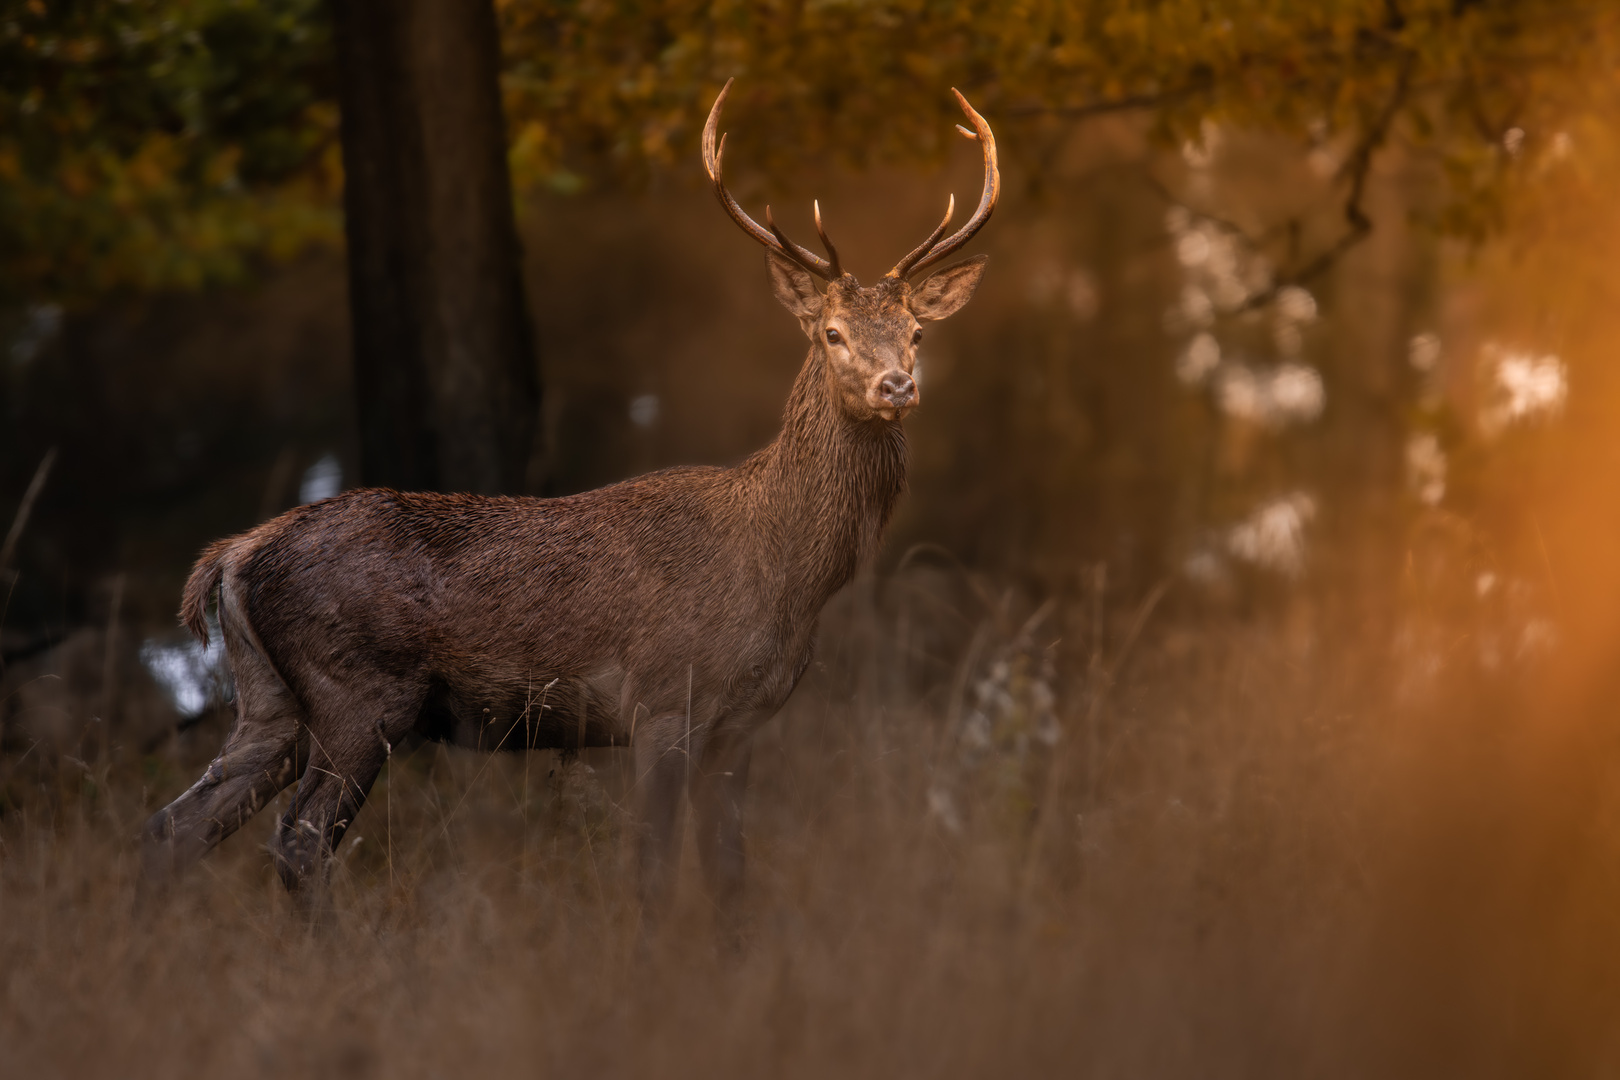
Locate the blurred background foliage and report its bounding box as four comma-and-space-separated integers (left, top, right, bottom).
0, 0, 339, 302
3, 0, 1615, 304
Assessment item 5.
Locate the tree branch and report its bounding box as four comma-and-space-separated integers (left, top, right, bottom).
1233, 48, 1416, 312
1006, 74, 1214, 121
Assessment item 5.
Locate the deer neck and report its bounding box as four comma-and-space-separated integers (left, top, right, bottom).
755, 349, 908, 605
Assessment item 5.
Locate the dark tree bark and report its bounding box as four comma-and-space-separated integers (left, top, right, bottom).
331, 0, 539, 493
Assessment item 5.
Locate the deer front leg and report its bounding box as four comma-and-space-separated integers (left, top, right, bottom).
632, 713, 693, 937
691, 731, 753, 952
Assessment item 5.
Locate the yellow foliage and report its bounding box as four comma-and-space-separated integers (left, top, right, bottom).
2, 0, 1616, 304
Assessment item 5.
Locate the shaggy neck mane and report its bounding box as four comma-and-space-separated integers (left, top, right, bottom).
749, 348, 907, 608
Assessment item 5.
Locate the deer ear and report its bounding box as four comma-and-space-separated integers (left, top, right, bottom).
910, 255, 988, 322
768, 252, 823, 332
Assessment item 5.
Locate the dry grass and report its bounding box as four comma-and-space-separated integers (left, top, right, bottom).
0, 575, 1603, 1078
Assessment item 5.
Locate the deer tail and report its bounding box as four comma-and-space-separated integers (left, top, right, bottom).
179, 537, 236, 646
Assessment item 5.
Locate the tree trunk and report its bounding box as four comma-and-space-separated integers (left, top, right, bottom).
331, 0, 539, 493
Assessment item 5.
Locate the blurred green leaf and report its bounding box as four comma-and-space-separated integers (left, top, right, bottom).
4, 0, 1615, 305
0, 0, 338, 304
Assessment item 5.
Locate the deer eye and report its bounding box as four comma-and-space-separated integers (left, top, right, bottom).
912, 328, 924, 346
825, 328, 843, 345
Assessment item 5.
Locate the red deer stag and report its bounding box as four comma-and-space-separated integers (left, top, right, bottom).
141, 79, 999, 931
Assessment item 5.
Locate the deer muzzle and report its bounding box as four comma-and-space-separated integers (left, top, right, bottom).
871, 370, 918, 420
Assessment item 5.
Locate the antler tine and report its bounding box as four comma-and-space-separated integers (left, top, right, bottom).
886, 194, 955, 280
813, 200, 844, 280
765, 205, 838, 278
894, 89, 1000, 280
702, 79, 835, 280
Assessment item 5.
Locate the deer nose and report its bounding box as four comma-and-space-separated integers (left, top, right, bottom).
877, 370, 917, 409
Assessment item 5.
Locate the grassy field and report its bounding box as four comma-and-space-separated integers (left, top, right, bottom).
0, 570, 1609, 1078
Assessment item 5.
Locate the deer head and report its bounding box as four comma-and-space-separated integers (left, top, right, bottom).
703, 80, 999, 422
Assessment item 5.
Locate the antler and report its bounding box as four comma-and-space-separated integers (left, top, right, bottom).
887, 89, 1000, 280
887, 195, 956, 282
703, 79, 842, 280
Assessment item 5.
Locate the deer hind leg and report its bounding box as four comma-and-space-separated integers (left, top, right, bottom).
691, 730, 754, 951
266, 681, 415, 917
140, 633, 306, 890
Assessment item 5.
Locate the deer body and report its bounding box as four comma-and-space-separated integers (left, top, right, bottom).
192, 355, 905, 756
142, 81, 997, 933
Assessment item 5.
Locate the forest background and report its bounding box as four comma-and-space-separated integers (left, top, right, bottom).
4, 2, 1620, 1076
